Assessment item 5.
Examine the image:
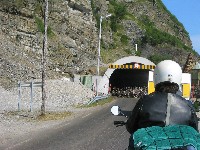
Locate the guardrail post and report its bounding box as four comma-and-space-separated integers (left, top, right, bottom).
30, 80, 33, 112
18, 81, 21, 111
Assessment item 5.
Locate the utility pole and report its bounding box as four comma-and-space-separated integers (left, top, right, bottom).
41, 0, 48, 115
97, 16, 102, 77
96, 14, 112, 96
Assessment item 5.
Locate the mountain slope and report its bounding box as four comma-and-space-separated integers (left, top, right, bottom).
0, 0, 199, 88
92, 0, 198, 64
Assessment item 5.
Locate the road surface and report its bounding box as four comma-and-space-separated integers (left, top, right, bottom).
1, 98, 138, 150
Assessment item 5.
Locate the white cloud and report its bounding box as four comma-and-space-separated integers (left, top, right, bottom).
190, 35, 200, 54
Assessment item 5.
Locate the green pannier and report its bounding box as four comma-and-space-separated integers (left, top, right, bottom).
133, 125, 200, 150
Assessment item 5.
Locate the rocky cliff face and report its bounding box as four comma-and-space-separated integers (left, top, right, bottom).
0, 0, 98, 88
0, 0, 198, 89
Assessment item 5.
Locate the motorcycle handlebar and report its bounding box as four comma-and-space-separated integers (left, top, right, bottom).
114, 121, 126, 126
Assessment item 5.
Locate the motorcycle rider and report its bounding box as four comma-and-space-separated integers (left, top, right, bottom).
126, 60, 198, 149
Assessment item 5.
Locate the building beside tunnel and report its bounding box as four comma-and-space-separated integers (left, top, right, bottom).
190, 62, 200, 99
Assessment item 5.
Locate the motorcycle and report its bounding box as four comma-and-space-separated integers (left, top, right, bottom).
111, 106, 200, 150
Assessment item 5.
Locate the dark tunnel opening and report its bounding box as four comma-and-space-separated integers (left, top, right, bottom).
109, 69, 149, 88
109, 69, 150, 97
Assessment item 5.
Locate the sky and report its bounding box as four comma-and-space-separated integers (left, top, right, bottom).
162, 0, 200, 54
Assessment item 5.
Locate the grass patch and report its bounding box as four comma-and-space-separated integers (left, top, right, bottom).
86, 96, 114, 107
36, 111, 72, 121
4, 110, 72, 121
76, 96, 114, 108
4, 111, 20, 116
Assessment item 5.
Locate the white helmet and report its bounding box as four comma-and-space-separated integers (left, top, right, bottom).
153, 60, 182, 86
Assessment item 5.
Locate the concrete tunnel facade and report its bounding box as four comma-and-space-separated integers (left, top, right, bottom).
98, 56, 155, 95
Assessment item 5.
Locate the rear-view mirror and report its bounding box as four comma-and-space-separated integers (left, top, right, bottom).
111, 106, 120, 116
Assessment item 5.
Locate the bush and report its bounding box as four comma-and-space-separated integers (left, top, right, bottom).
124, 49, 133, 54
193, 101, 200, 112
114, 3, 127, 20
109, 0, 127, 32
148, 54, 172, 64
110, 0, 127, 20
121, 35, 129, 45
35, 17, 44, 33
135, 50, 141, 56
91, 0, 100, 29
35, 17, 54, 37
110, 16, 118, 32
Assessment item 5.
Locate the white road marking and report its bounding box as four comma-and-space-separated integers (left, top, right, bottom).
5, 138, 32, 150
55, 123, 70, 129
82, 113, 91, 118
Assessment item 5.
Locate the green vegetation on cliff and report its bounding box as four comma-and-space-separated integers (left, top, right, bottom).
35, 16, 54, 37
91, 0, 198, 65
139, 15, 192, 52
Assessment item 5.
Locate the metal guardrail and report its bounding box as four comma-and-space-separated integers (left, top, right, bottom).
19, 81, 42, 87
18, 81, 42, 112
87, 95, 109, 105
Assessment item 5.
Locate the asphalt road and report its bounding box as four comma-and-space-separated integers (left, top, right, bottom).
1, 98, 138, 150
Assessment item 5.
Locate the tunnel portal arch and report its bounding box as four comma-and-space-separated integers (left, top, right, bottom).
98, 56, 155, 95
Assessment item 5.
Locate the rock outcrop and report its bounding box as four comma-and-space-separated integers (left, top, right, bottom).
0, 0, 98, 88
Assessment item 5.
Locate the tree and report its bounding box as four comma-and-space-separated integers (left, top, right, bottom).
41, 0, 48, 115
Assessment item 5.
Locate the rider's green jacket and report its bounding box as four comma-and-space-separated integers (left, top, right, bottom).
126, 91, 199, 134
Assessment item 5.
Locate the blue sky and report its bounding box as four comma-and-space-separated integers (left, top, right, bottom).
162, 0, 200, 54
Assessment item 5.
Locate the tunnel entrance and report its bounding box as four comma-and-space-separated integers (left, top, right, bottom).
98, 56, 156, 95
109, 69, 149, 88
109, 67, 150, 97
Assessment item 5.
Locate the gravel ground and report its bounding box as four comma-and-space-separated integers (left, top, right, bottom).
1, 79, 200, 146
0, 78, 96, 145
